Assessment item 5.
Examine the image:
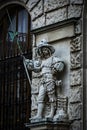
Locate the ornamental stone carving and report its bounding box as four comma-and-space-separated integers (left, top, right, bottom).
70, 52, 82, 69
70, 70, 82, 86
69, 87, 82, 103
69, 103, 82, 120
24, 39, 67, 122
70, 36, 81, 52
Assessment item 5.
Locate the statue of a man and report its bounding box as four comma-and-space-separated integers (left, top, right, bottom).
24, 39, 64, 120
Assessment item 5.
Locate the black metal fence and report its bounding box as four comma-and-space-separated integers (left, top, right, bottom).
0, 53, 31, 130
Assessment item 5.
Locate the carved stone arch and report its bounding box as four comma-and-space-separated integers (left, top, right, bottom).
0, 0, 28, 10
0, 0, 32, 22
0, 0, 39, 24
0, 1, 32, 57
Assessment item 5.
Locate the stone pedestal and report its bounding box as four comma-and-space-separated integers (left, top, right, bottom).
25, 119, 70, 130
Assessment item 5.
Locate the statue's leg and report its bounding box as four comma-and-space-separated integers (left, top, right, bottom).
35, 103, 44, 119
46, 102, 55, 118
46, 91, 56, 118
32, 85, 46, 119
46, 82, 56, 119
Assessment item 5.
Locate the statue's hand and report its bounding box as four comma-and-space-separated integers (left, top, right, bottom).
24, 58, 34, 70
33, 60, 42, 72
56, 80, 62, 86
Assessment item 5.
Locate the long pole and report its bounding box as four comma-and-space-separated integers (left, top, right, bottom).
17, 39, 31, 86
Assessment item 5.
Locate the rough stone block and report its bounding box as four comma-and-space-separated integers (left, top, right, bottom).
46, 7, 67, 25
44, 0, 69, 12
69, 87, 82, 103
70, 52, 82, 69
70, 0, 83, 4
69, 103, 82, 120
30, 0, 43, 20
68, 5, 82, 18
27, 0, 39, 11
32, 15, 45, 29
70, 70, 82, 86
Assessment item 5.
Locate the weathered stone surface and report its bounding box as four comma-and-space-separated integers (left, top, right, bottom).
32, 47, 37, 59
32, 15, 45, 29
31, 94, 38, 110
20, 0, 27, 3
69, 103, 82, 120
69, 87, 82, 103
68, 5, 82, 18
31, 78, 42, 94
26, 0, 39, 11
32, 35, 36, 47
26, 121, 71, 130
70, 70, 82, 86
30, 0, 43, 20
75, 20, 82, 34
70, 121, 81, 130
46, 7, 67, 25
36, 25, 74, 43
70, 0, 83, 4
70, 36, 81, 52
44, 0, 69, 12
70, 52, 82, 69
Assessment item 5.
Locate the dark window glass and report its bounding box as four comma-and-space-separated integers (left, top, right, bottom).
0, 5, 31, 130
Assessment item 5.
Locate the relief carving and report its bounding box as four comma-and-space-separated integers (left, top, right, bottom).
70, 52, 82, 69
23, 39, 66, 121
31, 95, 38, 111
70, 70, 82, 86
70, 36, 81, 52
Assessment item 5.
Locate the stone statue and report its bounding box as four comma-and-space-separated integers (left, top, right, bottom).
24, 39, 65, 120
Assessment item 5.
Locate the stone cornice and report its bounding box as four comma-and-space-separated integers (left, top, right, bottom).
31, 18, 78, 35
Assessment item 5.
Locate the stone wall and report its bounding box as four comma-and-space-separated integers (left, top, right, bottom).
26, 0, 83, 30
0, 0, 84, 129
26, 0, 84, 130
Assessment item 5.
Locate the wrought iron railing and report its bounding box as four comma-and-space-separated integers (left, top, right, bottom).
0, 52, 31, 130
0, 32, 30, 60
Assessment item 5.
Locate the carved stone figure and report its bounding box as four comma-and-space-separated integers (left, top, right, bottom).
24, 39, 65, 120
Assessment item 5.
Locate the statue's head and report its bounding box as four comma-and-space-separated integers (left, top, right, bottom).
37, 39, 55, 59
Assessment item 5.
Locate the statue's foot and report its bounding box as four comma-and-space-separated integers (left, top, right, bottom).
30, 115, 42, 120
45, 114, 54, 119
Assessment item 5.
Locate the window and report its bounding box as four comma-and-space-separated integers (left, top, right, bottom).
0, 5, 31, 59
0, 4, 31, 130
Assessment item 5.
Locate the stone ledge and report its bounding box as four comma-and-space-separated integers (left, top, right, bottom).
25, 119, 71, 130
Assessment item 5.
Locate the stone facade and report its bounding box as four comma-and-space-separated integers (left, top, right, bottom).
0, 0, 85, 130
26, 0, 83, 129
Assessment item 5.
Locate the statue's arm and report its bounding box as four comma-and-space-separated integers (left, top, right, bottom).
54, 61, 64, 72
52, 57, 65, 73
24, 58, 41, 72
